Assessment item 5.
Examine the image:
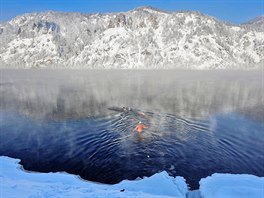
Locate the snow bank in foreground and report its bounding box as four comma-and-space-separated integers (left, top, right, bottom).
1, 156, 263, 198
0, 156, 187, 198
199, 173, 264, 198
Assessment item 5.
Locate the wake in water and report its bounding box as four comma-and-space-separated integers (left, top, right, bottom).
108, 106, 211, 144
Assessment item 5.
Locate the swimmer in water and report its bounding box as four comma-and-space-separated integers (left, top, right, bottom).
122, 107, 128, 112
122, 106, 133, 112
133, 121, 148, 133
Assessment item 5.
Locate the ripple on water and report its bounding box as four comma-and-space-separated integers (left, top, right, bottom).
0, 110, 263, 190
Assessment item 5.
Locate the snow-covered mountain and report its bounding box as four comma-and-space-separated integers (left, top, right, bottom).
0, 7, 263, 69
242, 15, 264, 32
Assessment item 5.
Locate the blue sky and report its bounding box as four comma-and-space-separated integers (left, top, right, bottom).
1, 0, 263, 24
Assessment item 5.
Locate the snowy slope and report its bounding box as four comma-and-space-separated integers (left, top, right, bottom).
242, 15, 264, 32
0, 7, 263, 69
1, 156, 264, 198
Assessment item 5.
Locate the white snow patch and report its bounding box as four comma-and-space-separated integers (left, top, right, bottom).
231, 26, 241, 31
185, 15, 195, 24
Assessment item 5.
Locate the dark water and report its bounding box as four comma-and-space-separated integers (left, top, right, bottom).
0, 70, 263, 189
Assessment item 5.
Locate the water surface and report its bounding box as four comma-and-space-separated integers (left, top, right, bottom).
0, 70, 263, 189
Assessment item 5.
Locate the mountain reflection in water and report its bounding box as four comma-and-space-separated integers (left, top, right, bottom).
0, 70, 263, 121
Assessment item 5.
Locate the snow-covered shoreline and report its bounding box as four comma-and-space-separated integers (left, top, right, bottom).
1, 156, 263, 198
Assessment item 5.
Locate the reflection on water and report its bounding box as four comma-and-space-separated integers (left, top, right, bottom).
0, 70, 263, 189
1, 70, 263, 121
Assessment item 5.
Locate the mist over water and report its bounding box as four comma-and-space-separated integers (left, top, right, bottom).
1, 69, 263, 120
0, 69, 263, 189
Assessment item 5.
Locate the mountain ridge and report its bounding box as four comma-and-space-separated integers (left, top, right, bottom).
0, 7, 263, 69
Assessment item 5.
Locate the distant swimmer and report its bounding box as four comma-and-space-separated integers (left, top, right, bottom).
133, 121, 148, 133
138, 111, 147, 118
122, 107, 130, 112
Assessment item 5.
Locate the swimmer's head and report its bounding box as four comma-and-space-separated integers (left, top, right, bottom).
122, 107, 128, 111
139, 121, 142, 124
